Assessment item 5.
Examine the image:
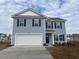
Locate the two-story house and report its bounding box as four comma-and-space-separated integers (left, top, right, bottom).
12, 9, 67, 45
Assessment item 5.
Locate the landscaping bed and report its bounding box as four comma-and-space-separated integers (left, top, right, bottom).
0, 41, 12, 50
46, 42, 79, 59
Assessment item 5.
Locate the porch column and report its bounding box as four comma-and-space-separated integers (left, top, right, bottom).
65, 34, 67, 43
43, 19, 46, 44
52, 34, 54, 45
58, 34, 59, 43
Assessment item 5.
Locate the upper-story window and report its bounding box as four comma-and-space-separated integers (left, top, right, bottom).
32, 19, 41, 27
55, 22, 62, 29
60, 22, 62, 29
17, 19, 26, 27
46, 22, 53, 28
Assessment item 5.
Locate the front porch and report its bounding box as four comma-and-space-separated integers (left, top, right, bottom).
45, 33, 65, 45
45, 33, 54, 45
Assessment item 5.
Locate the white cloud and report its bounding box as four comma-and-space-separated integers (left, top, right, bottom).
0, 0, 6, 4
14, 0, 27, 2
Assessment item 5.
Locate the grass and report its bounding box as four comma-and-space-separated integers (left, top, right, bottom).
46, 42, 79, 59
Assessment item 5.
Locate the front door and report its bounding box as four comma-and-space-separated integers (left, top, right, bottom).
46, 36, 49, 43
46, 33, 51, 43
46, 33, 52, 44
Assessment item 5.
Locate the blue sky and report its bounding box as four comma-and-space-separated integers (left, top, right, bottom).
0, 0, 79, 34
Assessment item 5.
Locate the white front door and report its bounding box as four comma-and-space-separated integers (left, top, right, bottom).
15, 33, 42, 45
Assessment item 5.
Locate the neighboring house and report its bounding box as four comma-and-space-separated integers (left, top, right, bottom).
0, 33, 11, 42
67, 34, 79, 42
67, 34, 74, 42
0, 33, 7, 41
12, 9, 67, 45
0, 33, 7, 38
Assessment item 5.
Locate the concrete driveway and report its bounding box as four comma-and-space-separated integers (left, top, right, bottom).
0, 46, 54, 59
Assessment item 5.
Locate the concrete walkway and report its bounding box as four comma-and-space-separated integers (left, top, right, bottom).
0, 46, 54, 59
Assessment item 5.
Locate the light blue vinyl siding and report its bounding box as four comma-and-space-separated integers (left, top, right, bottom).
13, 18, 45, 33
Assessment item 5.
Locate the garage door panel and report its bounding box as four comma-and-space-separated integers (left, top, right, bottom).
15, 34, 42, 45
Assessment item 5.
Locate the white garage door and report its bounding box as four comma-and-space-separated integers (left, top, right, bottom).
15, 33, 42, 45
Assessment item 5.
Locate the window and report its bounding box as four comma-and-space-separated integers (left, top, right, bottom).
54, 35, 58, 41
46, 22, 53, 29
56, 22, 61, 28
17, 19, 26, 27
47, 22, 51, 28
59, 35, 64, 41
34, 19, 39, 26
54, 22, 62, 29
32, 19, 41, 27
59, 35, 62, 41
20, 22, 24, 26
19, 19, 24, 26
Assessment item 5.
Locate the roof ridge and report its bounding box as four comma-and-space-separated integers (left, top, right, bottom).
12, 8, 47, 18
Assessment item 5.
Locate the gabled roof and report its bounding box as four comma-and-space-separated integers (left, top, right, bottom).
11, 8, 66, 21
12, 8, 47, 18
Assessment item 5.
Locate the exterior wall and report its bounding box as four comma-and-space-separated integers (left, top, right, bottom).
12, 17, 46, 45
11, 9, 67, 45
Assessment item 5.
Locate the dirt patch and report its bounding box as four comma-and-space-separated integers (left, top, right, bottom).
46, 42, 79, 59
0, 41, 12, 50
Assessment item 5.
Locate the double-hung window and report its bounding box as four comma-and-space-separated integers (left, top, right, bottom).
54, 22, 62, 29
19, 19, 24, 26
54, 35, 58, 41
17, 19, 26, 27
32, 19, 41, 27
59, 35, 64, 41
60, 22, 62, 29
47, 22, 51, 28
46, 21, 53, 29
